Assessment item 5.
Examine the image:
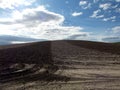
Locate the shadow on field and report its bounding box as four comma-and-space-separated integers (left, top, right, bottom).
0, 41, 53, 64
0, 41, 71, 84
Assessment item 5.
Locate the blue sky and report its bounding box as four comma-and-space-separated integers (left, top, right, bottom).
0, 0, 120, 44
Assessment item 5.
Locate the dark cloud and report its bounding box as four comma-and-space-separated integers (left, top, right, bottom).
0, 21, 14, 25
67, 34, 88, 40
23, 11, 61, 23
102, 37, 120, 42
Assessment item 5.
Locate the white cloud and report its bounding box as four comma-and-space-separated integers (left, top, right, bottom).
0, 0, 35, 9
111, 16, 116, 19
102, 26, 120, 42
90, 9, 100, 18
90, 9, 104, 18
93, 0, 99, 3
99, 3, 111, 10
72, 12, 83, 17
116, 8, 120, 13
112, 26, 120, 33
11, 6, 65, 26
83, 3, 91, 9
103, 16, 116, 22
116, 0, 120, 2
79, 1, 91, 9
39, 26, 85, 40
0, 6, 88, 40
112, 4, 118, 9
102, 19, 108, 21
0, 6, 65, 25
65, 1, 69, 4
96, 15, 104, 18
79, 1, 87, 6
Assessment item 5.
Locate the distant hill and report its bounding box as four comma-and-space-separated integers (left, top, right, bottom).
0, 40, 120, 63
0, 35, 46, 45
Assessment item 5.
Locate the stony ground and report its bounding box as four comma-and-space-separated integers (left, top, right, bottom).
0, 40, 120, 90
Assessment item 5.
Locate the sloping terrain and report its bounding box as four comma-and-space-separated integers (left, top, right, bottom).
0, 40, 120, 90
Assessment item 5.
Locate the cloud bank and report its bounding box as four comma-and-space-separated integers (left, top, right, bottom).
99, 3, 111, 10
0, 0, 36, 9
0, 35, 44, 45
112, 26, 120, 33
0, 6, 88, 40
90, 9, 104, 19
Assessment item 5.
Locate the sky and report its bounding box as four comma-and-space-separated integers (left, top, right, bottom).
0, 0, 120, 44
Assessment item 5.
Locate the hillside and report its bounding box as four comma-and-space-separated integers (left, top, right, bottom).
0, 40, 120, 90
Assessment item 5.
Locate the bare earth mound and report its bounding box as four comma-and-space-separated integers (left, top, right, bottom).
0, 40, 120, 90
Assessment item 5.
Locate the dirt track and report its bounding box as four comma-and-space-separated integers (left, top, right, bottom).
0, 40, 120, 90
